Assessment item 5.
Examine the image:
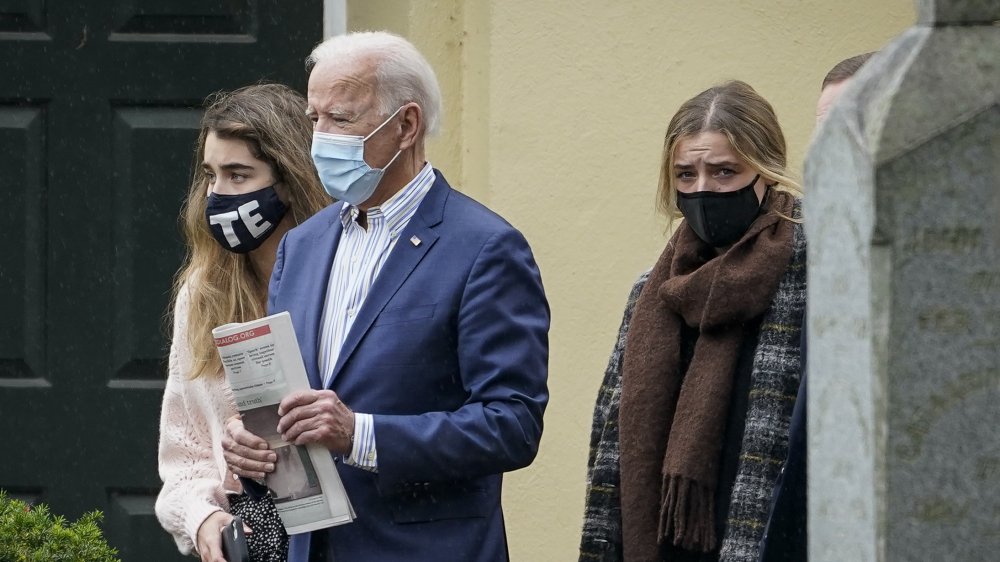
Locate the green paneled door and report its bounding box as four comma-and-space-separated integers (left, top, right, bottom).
0, 1, 322, 559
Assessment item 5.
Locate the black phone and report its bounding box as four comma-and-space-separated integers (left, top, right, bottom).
220, 516, 250, 562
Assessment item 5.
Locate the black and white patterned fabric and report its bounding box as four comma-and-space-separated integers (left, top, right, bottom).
579, 269, 649, 561
717, 218, 806, 561
228, 478, 289, 562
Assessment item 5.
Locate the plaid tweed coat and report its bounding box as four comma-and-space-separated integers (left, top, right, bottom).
580, 217, 806, 562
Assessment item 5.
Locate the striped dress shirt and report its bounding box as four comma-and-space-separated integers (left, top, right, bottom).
318, 162, 435, 471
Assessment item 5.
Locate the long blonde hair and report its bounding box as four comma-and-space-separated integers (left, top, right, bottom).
173, 83, 330, 379
656, 80, 801, 229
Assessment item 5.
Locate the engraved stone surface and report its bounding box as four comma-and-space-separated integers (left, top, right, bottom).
917, 0, 1000, 24
805, 0, 1000, 559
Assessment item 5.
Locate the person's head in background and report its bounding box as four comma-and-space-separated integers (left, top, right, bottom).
816, 52, 875, 124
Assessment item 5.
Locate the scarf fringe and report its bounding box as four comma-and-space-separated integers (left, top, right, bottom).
658, 475, 717, 552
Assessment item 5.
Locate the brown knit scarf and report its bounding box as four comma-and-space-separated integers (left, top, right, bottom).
618, 190, 796, 561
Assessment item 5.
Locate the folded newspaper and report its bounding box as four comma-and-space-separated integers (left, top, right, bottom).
212, 312, 355, 534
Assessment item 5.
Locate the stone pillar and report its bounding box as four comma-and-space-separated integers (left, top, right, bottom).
804, 2, 999, 561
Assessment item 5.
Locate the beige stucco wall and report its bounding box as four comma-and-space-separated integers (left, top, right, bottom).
346, 1, 915, 560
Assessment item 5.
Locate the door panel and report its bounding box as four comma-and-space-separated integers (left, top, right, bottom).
109, 107, 201, 382
0, 105, 47, 381
0, 1, 322, 559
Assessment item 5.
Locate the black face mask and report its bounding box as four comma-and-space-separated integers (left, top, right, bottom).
676, 175, 764, 248
205, 186, 288, 254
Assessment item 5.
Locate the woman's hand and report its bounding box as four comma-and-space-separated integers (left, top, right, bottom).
222, 416, 277, 480
196, 511, 232, 562
196, 510, 254, 562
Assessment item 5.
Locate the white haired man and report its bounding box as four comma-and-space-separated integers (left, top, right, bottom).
222, 31, 550, 562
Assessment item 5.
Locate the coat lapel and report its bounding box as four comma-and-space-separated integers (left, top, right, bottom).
325, 172, 450, 388
296, 205, 345, 390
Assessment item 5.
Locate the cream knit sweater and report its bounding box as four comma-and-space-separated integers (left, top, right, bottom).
154, 285, 242, 554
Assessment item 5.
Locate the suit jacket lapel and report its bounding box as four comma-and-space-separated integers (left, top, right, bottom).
296, 205, 345, 390
326, 172, 450, 388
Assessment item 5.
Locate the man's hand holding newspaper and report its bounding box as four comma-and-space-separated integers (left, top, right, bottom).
213, 312, 355, 534
276, 390, 356, 454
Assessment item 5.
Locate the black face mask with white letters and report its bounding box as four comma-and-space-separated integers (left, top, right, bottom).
205, 186, 288, 254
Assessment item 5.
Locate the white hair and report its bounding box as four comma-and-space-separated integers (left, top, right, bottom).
306, 31, 442, 136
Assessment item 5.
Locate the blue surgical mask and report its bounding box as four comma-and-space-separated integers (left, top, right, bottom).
311, 106, 404, 205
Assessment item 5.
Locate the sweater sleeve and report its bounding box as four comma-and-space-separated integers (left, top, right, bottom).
154, 286, 229, 555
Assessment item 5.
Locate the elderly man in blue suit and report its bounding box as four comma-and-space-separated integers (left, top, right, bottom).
223, 31, 549, 562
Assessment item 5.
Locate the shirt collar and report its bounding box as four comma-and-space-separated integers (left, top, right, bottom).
339, 162, 435, 231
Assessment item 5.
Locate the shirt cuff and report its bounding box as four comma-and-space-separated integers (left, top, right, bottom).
344, 412, 378, 472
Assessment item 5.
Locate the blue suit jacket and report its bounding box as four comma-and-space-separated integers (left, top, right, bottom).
267, 171, 549, 562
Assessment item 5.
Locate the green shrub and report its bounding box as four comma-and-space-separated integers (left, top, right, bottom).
0, 490, 120, 562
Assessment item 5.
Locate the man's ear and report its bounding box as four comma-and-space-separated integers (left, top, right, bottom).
397, 102, 423, 150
